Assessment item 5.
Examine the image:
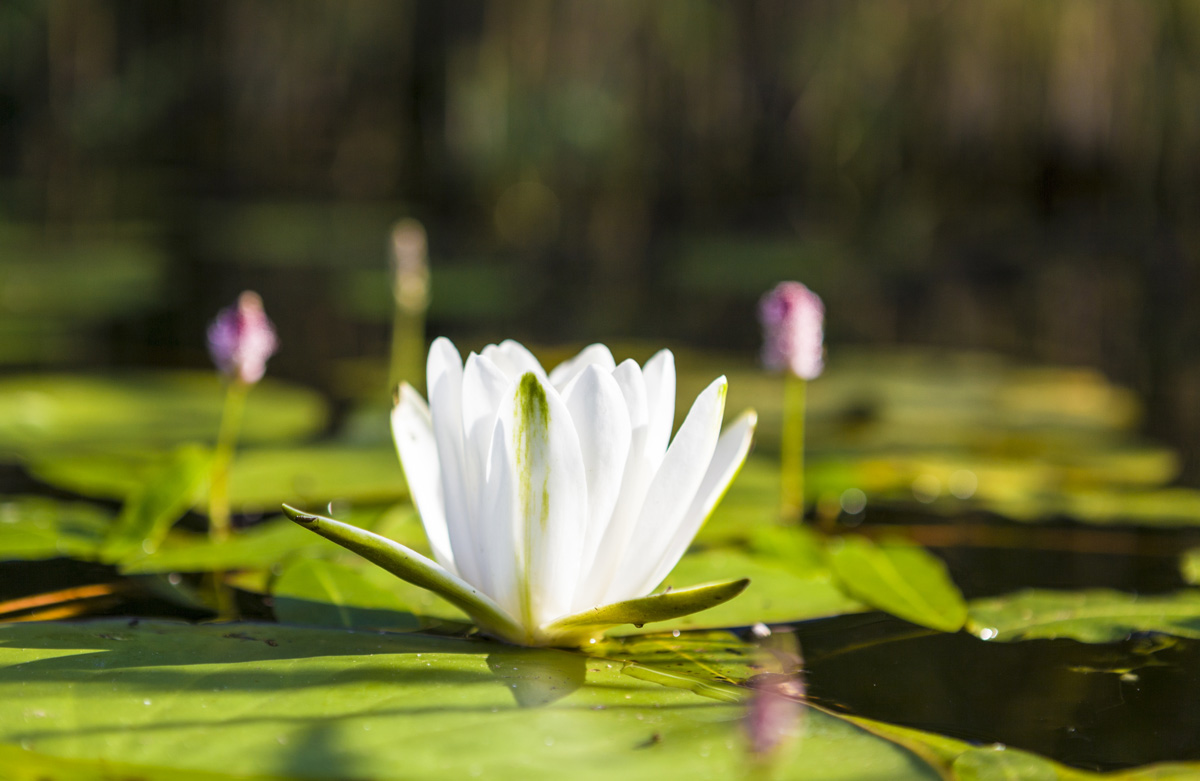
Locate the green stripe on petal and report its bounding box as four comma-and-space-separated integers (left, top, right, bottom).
545, 578, 750, 636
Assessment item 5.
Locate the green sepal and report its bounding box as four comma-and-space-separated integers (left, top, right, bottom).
281, 505, 522, 642
545, 578, 750, 636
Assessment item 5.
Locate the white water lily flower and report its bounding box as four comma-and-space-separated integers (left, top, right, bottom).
285, 338, 755, 646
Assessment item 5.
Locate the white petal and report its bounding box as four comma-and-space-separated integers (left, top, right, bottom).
562, 366, 631, 612
460, 352, 514, 593
549, 344, 616, 391
641, 349, 676, 470
482, 340, 546, 382
575, 359, 653, 608
480, 414, 519, 619
495, 372, 589, 629
390, 384, 455, 572
604, 376, 727, 603
631, 409, 756, 597
427, 337, 482, 587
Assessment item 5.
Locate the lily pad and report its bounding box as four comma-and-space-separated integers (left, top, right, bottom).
848, 715, 1200, 780
272, 558, 421, 632
827, 536, 967, 633
119, 517, 334, 574
0, 496, 112, 561
99, 445, 211, 562
0, 619, 941, 781
647, 547, 865, 633
0, 373, 326, 458
966, 589, 1200, 643
31, 446, 406, 514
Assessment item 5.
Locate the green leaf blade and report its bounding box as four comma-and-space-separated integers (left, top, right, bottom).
828, 536, 967, 633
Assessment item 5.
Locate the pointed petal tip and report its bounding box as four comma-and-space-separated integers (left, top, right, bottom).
392, 381, 416, 406
281, 504, 316, 525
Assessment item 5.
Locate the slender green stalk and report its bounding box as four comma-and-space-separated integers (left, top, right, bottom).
208, 380, 248, 542
388, 219, 430, 393
780, 374, 807, 523
207, 380, 248, 620
390, 307, 426, 393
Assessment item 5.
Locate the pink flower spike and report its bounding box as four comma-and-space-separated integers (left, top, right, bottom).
758, 282, 824, 380
207, 291, 279, 385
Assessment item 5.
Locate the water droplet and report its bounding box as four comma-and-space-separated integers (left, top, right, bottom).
671, 630, 680, 637
979, 627, 998, 640
544, 737, 555, 746
840, 488, 867, 514
949, 470, 978, 499
142, 699, 151, 706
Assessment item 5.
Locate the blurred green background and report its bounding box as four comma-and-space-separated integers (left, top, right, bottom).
3, 0, 1200, 476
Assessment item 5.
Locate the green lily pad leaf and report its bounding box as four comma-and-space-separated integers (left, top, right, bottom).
0, 742, 286, 781
848, 712, 1200, 780
119, 517, 333, 574
0, 497, 112, 561
99, 445, 211, 562
0, 372, 326, 458
272, 558, 420, 632
31, 446, 406, 514
1181, 548, 1200, 585
282, 505, 523, 642
827, 536, 967, 632
952, 746, 1066, 781
0, 620, 941, 780
694, 456, 780, 546
227, 447, 406, 511
643, 547, 865, 633
966, 589, 1200, 643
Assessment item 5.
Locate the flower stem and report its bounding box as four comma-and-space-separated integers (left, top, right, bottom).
780, 374, 807, 523
208, 379, 247, 542
389, 307, 426, 393
208, 379, 248, 621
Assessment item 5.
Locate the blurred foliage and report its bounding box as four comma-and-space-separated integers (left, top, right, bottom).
4, 1, 1200, 476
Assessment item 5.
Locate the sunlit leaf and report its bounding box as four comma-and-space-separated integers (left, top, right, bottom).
0, 620, 942, 781
967, 589, 1200, 643
272, 558, 420, 632
119, 517, 333, 574
0, 497, 112, 561
99, 445, 211, 562
844, 715, 1200, 780
31, 445, 405, 514
643, 548, 865, 633
827, 535, 967, 633
952, 746, 1068, 781
0, 373, 326, 458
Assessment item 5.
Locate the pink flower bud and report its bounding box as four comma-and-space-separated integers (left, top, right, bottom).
207, 291, 278, 384
758, 282, 824, 379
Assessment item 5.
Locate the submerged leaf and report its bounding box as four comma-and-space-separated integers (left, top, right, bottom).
964, 590, 1200, 643
967, 589, 1200, 643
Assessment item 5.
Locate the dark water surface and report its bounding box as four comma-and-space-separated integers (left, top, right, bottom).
796, 610, 1200, 771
